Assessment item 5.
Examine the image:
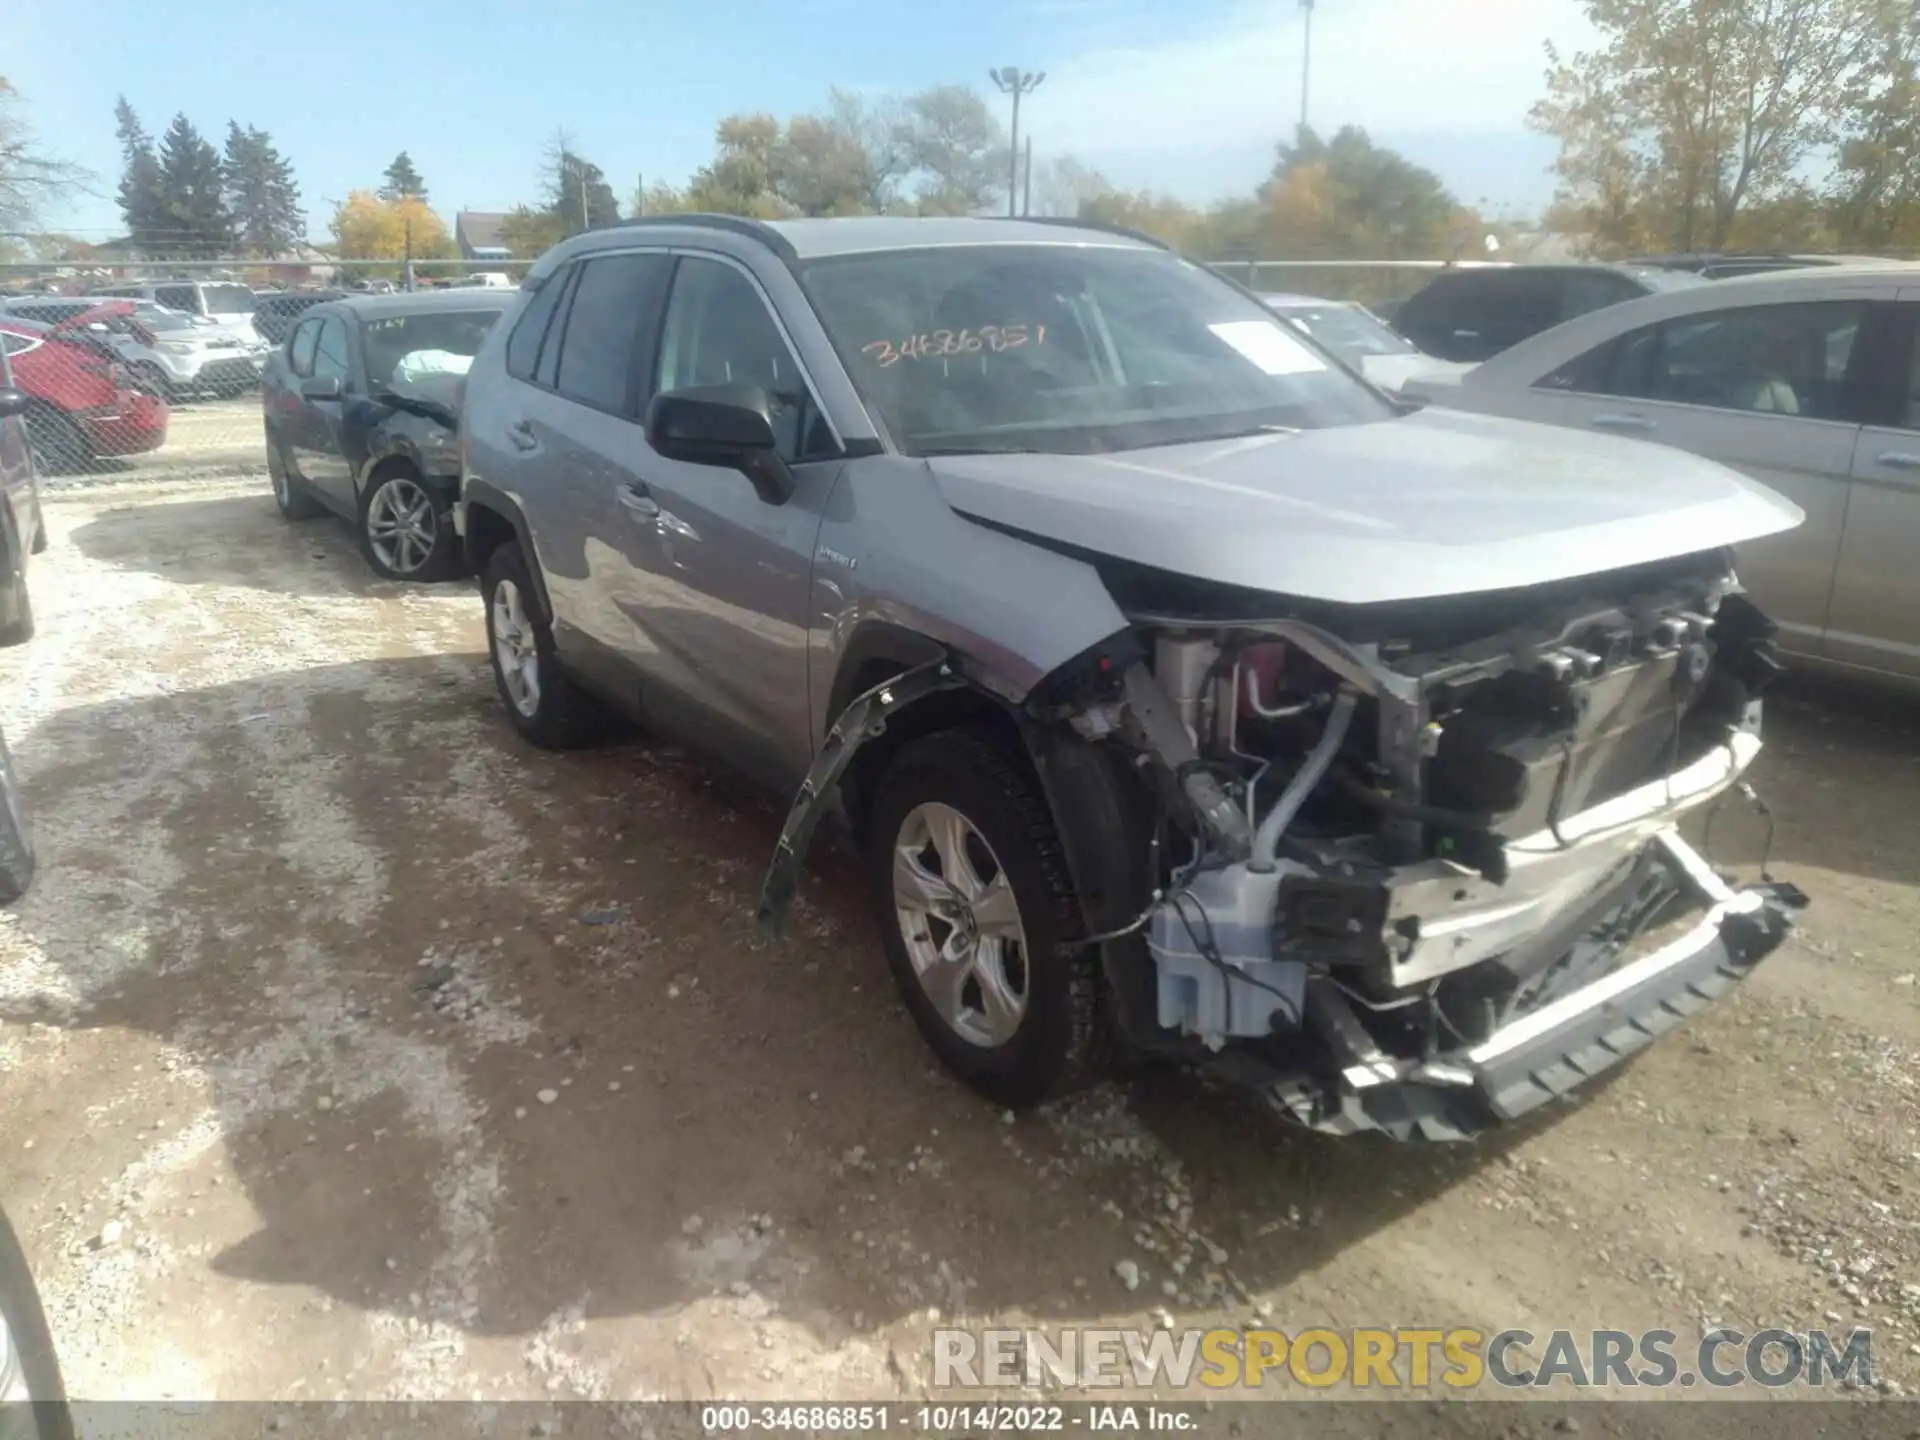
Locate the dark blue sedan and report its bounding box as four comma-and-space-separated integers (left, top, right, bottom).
262, 289, 510, 581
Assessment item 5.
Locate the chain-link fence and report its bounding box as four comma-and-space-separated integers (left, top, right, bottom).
0, 258, 533, 483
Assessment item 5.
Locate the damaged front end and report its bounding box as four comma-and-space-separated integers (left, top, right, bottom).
757, 545, 1804, 1143
1023, 546, 1803, 1141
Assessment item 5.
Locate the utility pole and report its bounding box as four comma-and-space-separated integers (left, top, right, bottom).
1023, 135, 1033, 217
1299, 0, 1315, 134
989, 67, 1046, 219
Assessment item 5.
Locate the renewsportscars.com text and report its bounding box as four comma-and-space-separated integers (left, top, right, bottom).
932, 1326, 1875, 1391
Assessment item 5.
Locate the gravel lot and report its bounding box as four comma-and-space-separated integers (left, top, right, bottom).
2, 473, 1919, 1430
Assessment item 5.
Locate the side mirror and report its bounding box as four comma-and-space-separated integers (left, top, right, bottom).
301, 374, 344, 401
0, 389, 27, 420
645, 384, 795, 505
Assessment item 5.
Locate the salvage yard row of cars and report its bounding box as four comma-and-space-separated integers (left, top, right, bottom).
256, 216, 1825, 1144
15, 225, 1914, 1150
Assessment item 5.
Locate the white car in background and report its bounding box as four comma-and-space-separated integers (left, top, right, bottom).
1259, 291, 1473, 393
1400, 262, 1920, 686
0, 297, 269, 400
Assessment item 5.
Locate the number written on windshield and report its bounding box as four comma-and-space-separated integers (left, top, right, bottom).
861, 324, 1047, 369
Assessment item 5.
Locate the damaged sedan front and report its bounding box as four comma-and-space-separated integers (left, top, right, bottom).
744, 226, 1809, 1143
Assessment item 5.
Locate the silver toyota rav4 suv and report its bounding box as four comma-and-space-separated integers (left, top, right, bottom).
457, 216, 1808, 1141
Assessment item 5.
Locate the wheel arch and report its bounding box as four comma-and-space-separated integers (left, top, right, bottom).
461, 480, 552, 618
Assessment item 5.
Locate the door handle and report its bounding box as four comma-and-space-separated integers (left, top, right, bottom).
1591, 412, 1655, 433
616, 483, 660, 519
1877, 451, 1920, 471
507, 419, 536, 452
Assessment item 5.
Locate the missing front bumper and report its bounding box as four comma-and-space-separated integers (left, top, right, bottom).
1261, 830, 1803, 1142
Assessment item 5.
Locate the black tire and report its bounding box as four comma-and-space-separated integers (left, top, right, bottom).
0, 1204, 73, 1440
0, 723, 35, 905
28, 497, 46, 555
481, 540, 608, 749
357, 468, 461, 583
22, 406, 87, 477
267, 432, 323, 521
866, 728, 1104, 1109
0, 554, 33, 649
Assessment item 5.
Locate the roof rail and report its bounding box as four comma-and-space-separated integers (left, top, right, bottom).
604, 213, 798, 262
999, 215, 1171, 250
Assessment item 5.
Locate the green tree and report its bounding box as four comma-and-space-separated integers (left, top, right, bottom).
113, 96, 166, 250
1530, 0, 1876, 253
1264, 125, 1461, 258
223, 122, 305, 256
155, 113, 232, 257
684, 114, 790, 217
1830, 0, 1920, 247
380, 151, 427, 204
898, 84, 1006, 214
498, 204, 568, 258
542, 132, 620, 234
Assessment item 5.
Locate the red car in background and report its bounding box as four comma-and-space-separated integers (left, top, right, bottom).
0, 310, 167, 469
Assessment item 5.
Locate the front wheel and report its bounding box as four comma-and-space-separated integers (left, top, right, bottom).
866, 729, 1104, 1109
358, 470, 459, 582
0, 723, 36, 905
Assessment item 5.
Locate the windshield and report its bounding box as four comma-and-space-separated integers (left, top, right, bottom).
140, 308, 199, 333
201, 283, 257, 315
361, 309, 504, 393
1269, 300, 1415, 362
799, 245, 1391, 456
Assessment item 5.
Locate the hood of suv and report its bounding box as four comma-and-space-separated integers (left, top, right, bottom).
926, 407, 1804, 605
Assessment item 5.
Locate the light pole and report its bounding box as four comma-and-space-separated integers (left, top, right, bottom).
1299, 0, 1314, 134
990, 67, 1045, 218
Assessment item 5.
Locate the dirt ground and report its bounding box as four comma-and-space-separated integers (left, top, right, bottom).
4, 475, 1920, 1429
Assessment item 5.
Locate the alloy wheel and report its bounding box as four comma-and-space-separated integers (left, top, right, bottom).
366, 477, 438, 574
491, 578, 542, 718
892, 800, 1031, 1048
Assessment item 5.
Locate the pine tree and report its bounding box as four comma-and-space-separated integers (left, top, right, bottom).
223, 121, 305, 256
113, 96, 167, 252
542, 135, 620, 235
154, 114, 232, 258
380, 151, 426, 204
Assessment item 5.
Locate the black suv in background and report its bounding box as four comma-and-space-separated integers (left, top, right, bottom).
1391, 263, 1703, 363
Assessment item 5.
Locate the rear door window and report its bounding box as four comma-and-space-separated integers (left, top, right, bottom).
1587, 301, 1870, 420
506, 270, 569, 382
311, 317, 351, 384
154, 285, 197, 314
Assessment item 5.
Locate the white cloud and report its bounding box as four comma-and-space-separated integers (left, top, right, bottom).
1030, 0, 1597, 158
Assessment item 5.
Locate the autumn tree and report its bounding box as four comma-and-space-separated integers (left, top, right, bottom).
1531, 0, 1876, 254
497, 205, 568, 258
330, 190, 453, 268
684, 114, 790, 217
1262, 126, 1463, 258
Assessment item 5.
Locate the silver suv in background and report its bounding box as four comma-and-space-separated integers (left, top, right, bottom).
90, 279, 260, 349
456, 217, 1806, 1141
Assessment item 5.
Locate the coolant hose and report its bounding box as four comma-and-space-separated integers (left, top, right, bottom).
1249, 688, 1358, 872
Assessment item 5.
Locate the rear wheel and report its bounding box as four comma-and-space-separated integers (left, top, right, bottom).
866, 729, 1104, 1109
267, 432, 323, 520
482, 541, 610, 749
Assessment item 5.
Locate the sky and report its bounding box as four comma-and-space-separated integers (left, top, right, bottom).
5, 0, 1598, 244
